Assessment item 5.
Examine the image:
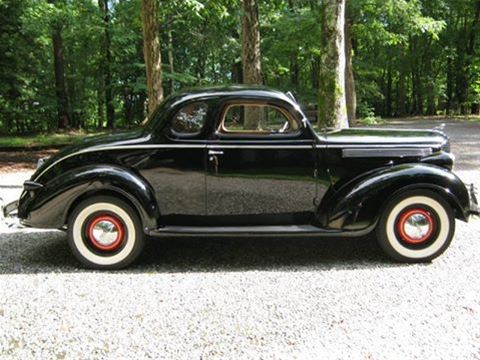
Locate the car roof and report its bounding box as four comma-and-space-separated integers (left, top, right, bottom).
166, 85, 298, 107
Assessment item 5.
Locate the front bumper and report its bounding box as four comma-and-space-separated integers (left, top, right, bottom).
469, 183, 479, 216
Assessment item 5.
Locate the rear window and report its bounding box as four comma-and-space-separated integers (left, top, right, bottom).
171, 102, 208, 135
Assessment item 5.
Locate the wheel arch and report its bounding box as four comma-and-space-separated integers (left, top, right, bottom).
18, 165, 161, 231
65, 187, 155, 232
317, 163, 470, 231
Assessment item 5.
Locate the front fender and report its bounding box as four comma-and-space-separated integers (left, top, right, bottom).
317, 163, 470, 230
18, 165, 160, 230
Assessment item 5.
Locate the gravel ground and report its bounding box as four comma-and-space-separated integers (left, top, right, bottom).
0, 119, 479, 359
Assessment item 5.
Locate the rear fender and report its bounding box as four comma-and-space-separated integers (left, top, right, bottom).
18, 165, 160, 230
317, 163, 470, 231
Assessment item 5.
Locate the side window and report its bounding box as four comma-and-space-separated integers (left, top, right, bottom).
220, 104, 299, 134
171, 102, 208, 135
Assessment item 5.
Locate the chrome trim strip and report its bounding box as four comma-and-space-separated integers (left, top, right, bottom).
342, 148, 433, 158
34, 142, 435, 181
207, 145, 313, 149
329, 144, 438, 148
90, 144, 206, 150
33, 143, 314, 180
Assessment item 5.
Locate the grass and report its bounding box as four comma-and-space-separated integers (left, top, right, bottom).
0, 130, 104, 149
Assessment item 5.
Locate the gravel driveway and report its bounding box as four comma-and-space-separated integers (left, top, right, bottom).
1, 120, 479, 359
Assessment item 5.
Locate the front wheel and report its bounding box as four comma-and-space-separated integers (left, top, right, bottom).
376, 190, 455, 262
67, 196, 145, 269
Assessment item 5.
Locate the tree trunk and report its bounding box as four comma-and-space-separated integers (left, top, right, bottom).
167, 23, 175, 93
317, 0, 348, 129
98, 0, 115, 128
97, 83, 104, 129
231, 61, 243, 83
344, 16, 356, 125
385, 62, 392, 117
397, 45, 407, 117
426, 81, 436, 116
311, 57, 319, 90
241, 0, 262, 129
141, 0, 163, 116
241, 0, 262, 85
445, 56, 453, 114
51, 21, 70, 129
290, 57, 300, 88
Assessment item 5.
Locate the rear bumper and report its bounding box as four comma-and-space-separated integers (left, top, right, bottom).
1, 199, 18, 218
469, 183, 479, 216
0, 198, 21, 229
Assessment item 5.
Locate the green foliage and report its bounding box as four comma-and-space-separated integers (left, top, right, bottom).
0, 0, 480, 134
358, 104, 383, 125
0, 131, 102, 148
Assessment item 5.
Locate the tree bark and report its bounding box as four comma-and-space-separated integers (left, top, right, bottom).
446, 56, 453, 114
141, 0, 163, 116
241, 0, 263, 129
241, 0, 262, 85
167, 22, 175, 93
397, 45, 407, 117
98, 0, 115, 128
231, 61, 243, 83
97, 82, 104, 129
318, 0, 348, 129
344, 16, 356, 125
384, 60, 392, 117
50, 15, 70, 129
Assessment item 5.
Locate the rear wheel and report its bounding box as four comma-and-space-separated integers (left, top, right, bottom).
67, 196, 145, 269
376, 190, 455, 262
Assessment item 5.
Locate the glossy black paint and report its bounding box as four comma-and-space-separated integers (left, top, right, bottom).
19, 165, 159, 229
16, 85, 474, 236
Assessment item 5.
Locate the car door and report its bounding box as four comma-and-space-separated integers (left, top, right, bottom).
205, 100, 317, 226
138, 101, 208, 225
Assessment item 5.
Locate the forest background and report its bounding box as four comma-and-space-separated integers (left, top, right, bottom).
1, 0, 480, 137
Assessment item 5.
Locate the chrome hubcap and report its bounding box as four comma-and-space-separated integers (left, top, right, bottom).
403, 213, 431, 240
91, 220, 119, 246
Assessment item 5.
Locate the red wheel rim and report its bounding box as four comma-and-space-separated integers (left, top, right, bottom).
396, 208, 435, 244
86, 214, 125, 251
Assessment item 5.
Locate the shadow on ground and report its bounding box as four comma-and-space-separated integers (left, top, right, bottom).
0, 230, 411, 274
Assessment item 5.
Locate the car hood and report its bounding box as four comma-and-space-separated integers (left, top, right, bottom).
322, 127, 448, 147
32, 128, 149, 180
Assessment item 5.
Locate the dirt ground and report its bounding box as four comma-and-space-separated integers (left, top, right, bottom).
0, 150, 58, 172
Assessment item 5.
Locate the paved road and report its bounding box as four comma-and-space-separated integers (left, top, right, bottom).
0, 120, 479, 359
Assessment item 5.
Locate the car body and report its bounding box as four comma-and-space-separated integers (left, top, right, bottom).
4, 85, 479, 269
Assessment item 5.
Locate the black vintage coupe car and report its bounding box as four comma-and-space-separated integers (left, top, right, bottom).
3, 86, 478, 269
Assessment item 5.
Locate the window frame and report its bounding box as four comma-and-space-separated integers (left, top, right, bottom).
169, 101, 209, 138
216, 101, 302, 139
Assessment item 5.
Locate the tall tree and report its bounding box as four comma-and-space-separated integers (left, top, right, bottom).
98, 0, 115, 128
141, 0, 163, 116
49, 0, 70, 129
318, 0, 348, 129
241, 0, 262, 85
241, 0, 262, 129
344, 13, 356, 125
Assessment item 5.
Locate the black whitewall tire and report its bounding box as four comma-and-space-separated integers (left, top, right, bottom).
376, 190, 455, 262
67, 196, 145, 269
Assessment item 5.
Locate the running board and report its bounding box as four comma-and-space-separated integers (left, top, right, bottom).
147, 225, 349, 237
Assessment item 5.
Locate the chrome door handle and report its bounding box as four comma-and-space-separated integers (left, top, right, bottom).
208, 150, 224, 155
